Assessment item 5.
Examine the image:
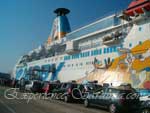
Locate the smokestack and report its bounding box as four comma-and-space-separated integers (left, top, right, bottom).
51, 8, 71, 40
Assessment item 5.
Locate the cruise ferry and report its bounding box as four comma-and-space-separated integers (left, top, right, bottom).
13, 0, 150, 89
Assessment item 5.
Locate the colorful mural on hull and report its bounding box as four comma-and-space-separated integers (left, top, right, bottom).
78, 39, 150, 89
15, 62, 65, 82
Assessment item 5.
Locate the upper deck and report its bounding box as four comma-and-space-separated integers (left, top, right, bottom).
66, 14, 121, 41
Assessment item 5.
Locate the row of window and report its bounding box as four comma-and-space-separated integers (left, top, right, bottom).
44, 57, 63, 63
43, 41, 142, 63
79, 42, 101, 50
36, 40, 144, 64
129, 41, 142, 48
64, 46, 118, 61
63, 61, 93, 68
78, 40, 143, 55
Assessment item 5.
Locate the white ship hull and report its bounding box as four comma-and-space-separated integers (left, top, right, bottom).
13, 3, 150, 89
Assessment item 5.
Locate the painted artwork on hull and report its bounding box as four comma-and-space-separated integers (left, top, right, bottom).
78, 39, 150, 89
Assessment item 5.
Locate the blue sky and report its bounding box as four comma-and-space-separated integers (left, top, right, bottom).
0, 0, 131, 73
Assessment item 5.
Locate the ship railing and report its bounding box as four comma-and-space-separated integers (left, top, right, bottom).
66, 11, 122, 41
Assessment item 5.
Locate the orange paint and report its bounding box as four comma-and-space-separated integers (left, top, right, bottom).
132, 57, 150, 71
131, 40, 150, 55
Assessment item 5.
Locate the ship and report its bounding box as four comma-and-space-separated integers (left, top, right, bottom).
13, 0, 150, 89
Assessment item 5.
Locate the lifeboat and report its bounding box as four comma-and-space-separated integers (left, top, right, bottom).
103, 31, 123, 45
125, 0, 150, 16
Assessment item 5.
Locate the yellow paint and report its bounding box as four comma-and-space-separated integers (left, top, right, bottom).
109, 57, 120, 70
132, 57, 150, 71
131, 40, 150, 55
109, 53, 127, 70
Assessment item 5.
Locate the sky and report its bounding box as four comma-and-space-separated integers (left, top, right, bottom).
0, 0, 131, 73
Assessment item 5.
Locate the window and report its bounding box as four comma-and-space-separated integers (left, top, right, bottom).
139, 41, 142, 45
72, 55, 74, 59
94, 50, 98, 55
80, 53, 82, 58
64, 56, 67, 60
83, 52, 86, 57
104, 48, 107, 54
91, 51, 94, 56
84, 52, 87, 57
87, 51, 90, 56
77, 54, 80, 58
113, 46, 117, 52
129, 43, 132, 47
64, 56, 71, 60
110, 47, 113, 53
112, 58, 114, 62
139, 27, 142, 31
107, 48, 109, 53
96, 50, 98, 55
64, 56, 66, 60
99, 49, 102, 55
82, 53, 84, 57
84, 52, 86, 57
68, 56, 71, 60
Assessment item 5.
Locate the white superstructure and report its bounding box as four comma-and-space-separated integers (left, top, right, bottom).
13, 1, 150, 89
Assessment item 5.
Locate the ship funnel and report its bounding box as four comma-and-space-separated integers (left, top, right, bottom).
51, 8, 71, 41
